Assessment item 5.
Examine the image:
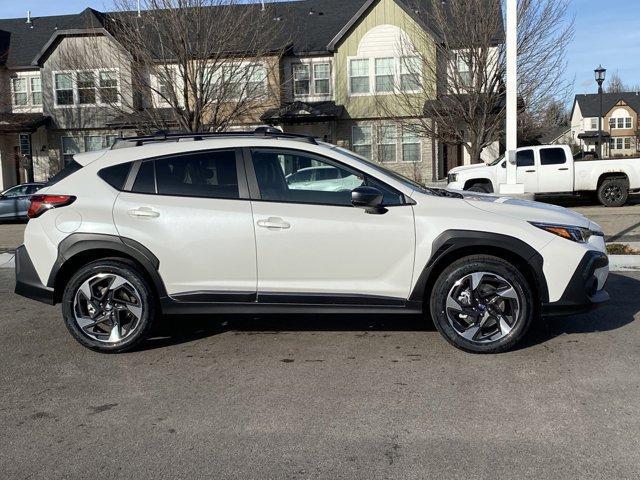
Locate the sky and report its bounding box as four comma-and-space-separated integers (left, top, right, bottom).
1, 0, 639, 96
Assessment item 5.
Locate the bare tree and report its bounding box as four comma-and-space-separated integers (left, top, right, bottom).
53, 0, 292, 133
606, 70, 640, 93
376, 0, 574, 169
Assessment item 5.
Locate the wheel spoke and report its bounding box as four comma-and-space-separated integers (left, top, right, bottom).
470, 272, 485, 290
495, 286, 517, 300
123, 303, 142, 319
497, 315, 513, 336
108, 320, 122, 342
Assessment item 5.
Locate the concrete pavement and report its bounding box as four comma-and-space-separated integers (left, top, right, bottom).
1, 268, 640, 479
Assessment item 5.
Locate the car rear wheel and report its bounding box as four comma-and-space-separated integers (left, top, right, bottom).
62, 259, 156, 353
597, 178, 628, 207
430, 255, 534, 353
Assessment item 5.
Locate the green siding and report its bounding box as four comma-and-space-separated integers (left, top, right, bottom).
334, 0, 436, 119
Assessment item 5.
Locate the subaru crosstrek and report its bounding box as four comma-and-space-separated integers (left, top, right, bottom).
15, 130, 610, 353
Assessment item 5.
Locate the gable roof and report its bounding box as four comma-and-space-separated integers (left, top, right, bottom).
0, 8, 105, 68
573, 92, 640, 118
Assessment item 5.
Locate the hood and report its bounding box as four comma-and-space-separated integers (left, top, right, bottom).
449, 163, 491, 174
455, 190, 592, 229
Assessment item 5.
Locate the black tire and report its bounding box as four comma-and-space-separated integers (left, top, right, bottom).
429, 255, 535, 353
597, 178, 628, 207
62, 259, 156, 353
467, 184, 489, 193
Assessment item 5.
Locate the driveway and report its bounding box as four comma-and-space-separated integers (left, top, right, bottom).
1, 268, 639, 479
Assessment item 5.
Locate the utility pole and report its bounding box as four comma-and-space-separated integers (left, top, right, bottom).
499, 0, 524, 195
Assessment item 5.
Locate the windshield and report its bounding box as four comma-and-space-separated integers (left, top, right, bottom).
329, 145, 430, 193
489, 154, 505, 166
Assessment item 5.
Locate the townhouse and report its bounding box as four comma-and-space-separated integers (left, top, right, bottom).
0, 0, 499, 192
570, 91, 640, 158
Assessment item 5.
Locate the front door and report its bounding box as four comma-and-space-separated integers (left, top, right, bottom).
113, 149, 257, 297
515, 149, 539, 193
246, 148, 415, 301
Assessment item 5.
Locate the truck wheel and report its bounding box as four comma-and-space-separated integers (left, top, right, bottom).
597, 178, 628, 207
467, 184, 489, 193
429, 255, 534, 353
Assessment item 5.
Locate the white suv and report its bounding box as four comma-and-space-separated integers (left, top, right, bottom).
15, 130, 610, 353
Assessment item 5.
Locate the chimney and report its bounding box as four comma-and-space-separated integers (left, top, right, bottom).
261, 0, 265, 11
26, 10, 32, 24
137, 0, 141, 17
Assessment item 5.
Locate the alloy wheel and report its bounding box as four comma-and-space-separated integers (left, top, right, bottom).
445, 272, 521, 343
603, 185, 622, 202
73, 273, 143, 344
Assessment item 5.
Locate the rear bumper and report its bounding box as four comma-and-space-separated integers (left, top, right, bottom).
542, 250, 609, 316
14, 245, 55, 305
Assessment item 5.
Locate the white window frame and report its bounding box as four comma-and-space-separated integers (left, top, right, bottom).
52, 68, 121, 108
214, 61, 268, 102
11, 77, 28, 107
591, 118, 598, 130
10, 72, 42, 109
401, 126, 422, 163
374, 58, 395, 94
348, 56, 421, 96
313, 62, 331, 95
351, 125, 373, 159
378, 124, 398, 163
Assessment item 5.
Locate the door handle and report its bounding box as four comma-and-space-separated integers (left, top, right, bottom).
558, 167, 569, 171
128, 207, 160, 218
257, 217, 290, 230
525, 169, 536, 173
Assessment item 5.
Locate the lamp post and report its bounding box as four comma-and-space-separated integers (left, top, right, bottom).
595, 65, 606, 158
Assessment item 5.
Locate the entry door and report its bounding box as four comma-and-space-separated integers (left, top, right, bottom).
537, 147, 573, 193
247, 148, 415, 300
515, 149, 539, 193
113, 149, 257, 297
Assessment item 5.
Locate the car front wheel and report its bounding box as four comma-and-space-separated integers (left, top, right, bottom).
430, 255, 534, 353
62, 259, 156, 353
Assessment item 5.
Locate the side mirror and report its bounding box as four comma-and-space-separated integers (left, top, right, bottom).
351, 186, 386, 214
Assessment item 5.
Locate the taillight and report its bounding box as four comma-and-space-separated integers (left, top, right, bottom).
27, 195, 76, 219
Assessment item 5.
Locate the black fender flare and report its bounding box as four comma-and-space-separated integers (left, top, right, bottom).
47, 233, 168, 300
409, 230, 549, 304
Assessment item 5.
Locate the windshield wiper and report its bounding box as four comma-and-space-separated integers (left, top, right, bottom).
425, 187, 463, 199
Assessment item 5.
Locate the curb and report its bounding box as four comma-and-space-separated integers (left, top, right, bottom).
608, 254, 640, 272
0, 252, 14, 269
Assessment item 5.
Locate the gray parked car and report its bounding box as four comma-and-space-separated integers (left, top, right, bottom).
0, 183, 45, 220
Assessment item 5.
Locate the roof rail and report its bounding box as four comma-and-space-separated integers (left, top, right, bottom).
111, 127, 318, 149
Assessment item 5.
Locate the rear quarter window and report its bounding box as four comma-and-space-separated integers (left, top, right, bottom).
98, 162, 132, 190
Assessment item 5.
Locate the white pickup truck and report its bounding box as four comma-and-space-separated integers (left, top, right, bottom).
446, 145, 640, 207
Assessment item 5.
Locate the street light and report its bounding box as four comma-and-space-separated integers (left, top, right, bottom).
595, 65, 606, 158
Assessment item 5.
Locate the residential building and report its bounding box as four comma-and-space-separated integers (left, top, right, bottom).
570, 91, 640, 157
0, 0, 501, 191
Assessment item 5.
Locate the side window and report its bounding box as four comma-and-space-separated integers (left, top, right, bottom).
516, 150, 534, 167
132, 161, 155, 194
251, 149, 403, 207
155, 150, 239, 199
540, 148, 567, 166
98, 162, 131, 190
2, 186, 27, 198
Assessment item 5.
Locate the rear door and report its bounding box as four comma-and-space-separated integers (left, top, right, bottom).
537, 147, 573, 193
113, 149, 257, 298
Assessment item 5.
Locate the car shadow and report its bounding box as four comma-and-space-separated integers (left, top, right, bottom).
139, 273, 639, 353
532, 193, 640, 208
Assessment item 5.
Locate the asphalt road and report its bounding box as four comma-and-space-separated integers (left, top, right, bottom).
1, 269, 639, 479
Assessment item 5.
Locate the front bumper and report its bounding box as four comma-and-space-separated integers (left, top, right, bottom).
542, 250, 609, 316
14, 245, 55, 305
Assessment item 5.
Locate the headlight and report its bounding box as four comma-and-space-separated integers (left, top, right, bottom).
530, 222, 604, 243
447, 173, 458, 183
